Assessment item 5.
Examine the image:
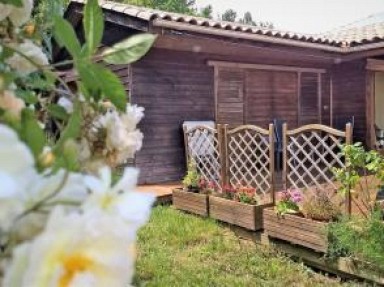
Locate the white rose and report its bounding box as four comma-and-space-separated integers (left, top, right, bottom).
83, 166, 155, 228
4, 207, 141, 287
6, 40, 48, 75
8, 0, 33, 27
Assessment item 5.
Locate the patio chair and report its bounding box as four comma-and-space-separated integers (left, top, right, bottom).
334, 116, 355, 135
273, 119, 285, 171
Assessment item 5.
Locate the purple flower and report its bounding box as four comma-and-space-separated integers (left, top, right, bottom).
289, 189, 303, 203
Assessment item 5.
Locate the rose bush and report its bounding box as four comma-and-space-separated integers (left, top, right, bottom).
0, 0, 156, 285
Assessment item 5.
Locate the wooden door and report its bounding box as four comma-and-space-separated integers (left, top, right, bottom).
216, 68, 244, 125
245, 70, 273, 126
299, 72, 321, 125
272, 71, 298, 128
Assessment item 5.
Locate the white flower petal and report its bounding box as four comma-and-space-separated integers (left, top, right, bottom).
0, 124, 34, 175
112, 167, 139, 193
8, 0, 33, 27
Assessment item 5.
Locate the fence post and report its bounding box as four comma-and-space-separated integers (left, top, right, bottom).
182, 125, 190, 170
269, 123, 275, 204
282, 123, 288, 191
217, 124, 226, 188
345, 123, 353, 215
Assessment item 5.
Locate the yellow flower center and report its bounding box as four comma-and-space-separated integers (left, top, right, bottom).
100, 194, 116, 209
59, 253, 94, 287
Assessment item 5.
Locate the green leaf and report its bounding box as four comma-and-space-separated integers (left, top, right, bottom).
53, 140, 80, 172
93, 64, 127, 111
0, 0, 22, 7
47, 104, 69, 121
83, 0, 104, 55
76, 61, 103, 102
54, 101, 82, 151
102, 34, 156, 65
53, 16, 82, 58
15, 89, 38, 105
20, 109, 46, 158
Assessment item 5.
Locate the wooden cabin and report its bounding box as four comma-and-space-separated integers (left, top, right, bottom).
64, 0, 384, 184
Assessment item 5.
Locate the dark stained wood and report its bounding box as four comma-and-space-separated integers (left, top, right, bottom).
131, 48, 215, 184
172, 188, 209, 217
263, 208, 329, 253
331, 60, 367, 143
299, 72, 320, 125
216, 68, 244, 125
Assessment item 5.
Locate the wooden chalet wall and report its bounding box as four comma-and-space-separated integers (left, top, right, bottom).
129, 46, 333, 184
131, 48, 215, 184
331, 60, 367, 142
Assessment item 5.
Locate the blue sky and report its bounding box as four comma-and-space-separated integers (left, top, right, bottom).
195, 0, 384, 34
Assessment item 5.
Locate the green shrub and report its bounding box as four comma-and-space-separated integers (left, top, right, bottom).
328, 211, 384, 268
182, 160, 200, 190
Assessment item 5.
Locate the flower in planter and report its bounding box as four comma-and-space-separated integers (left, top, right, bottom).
276, 188, 303, 215
235, 186, 259, 205
198, 179, 218, 194
221, 184, 237, 200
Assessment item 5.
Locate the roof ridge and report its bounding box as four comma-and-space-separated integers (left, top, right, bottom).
70, 0, 384, 47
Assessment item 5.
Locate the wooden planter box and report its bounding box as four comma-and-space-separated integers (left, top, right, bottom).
263, 207, 329, 253
209, 196, 267, 231
172, 188, 209, 217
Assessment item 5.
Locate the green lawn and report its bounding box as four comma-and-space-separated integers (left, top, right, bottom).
134, 206, 363, 287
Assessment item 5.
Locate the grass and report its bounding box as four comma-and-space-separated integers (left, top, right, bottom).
134, 206, 364, 287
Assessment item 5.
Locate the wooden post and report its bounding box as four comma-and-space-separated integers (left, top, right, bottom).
282, 123, 288, 191
218, 124, 228, 188
182, 125, 190, 170
269, 123, 275, 204
345, 123, 353, 215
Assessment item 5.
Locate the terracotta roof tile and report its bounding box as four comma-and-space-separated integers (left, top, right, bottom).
322, 22, 384, 46
70, 0, 384, 49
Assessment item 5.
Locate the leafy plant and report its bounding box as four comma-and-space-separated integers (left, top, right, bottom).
301, 187, 341, 222
328, 211, 384, 268
333, 143, 384, 217
182, 160, 200, 191
275, 189, 302, 216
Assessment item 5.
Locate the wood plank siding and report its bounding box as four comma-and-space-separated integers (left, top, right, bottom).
131, 49, 214, 184
129, 48, 335, 184
331, 60, 367, 142
215, 66, 325, 129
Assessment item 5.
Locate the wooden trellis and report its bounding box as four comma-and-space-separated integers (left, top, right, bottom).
283, 123, 352, 193
183, 124, 275, 200
183, 125, 222, 189
223, 124, 275, 202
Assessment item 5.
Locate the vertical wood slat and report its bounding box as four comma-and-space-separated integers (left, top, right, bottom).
330, 75, 334, 126
318, 73, 322, 124
297, 72, 301, 127
269, 123, 275, 204
214, 66, 219, 122
282, 123, 288, 191
345, 123, 353, 215
218, 124, 227, 187
183, 125, 189, 169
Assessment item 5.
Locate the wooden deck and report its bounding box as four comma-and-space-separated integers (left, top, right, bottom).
137, 182, 181, 204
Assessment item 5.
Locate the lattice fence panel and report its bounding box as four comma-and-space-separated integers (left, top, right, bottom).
284, 124, 350, 192
227, 126, 272, 195
184, 126, 222, 189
